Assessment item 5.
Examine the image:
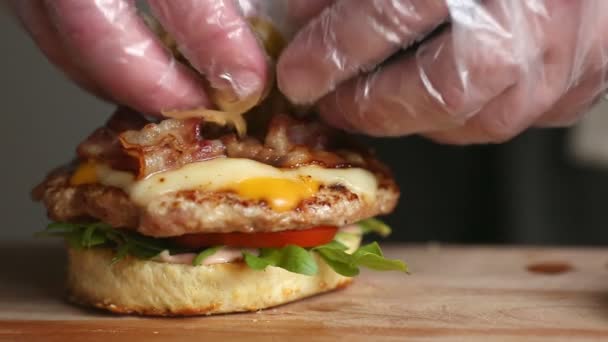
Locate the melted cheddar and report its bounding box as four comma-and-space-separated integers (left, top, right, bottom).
70, 160, 97, 185
231, 177, 319, 212
88, 158, 378, 210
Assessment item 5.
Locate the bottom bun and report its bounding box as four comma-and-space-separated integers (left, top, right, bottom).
66, 237, 360, 316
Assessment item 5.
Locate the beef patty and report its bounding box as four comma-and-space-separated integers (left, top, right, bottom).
33, 170, 399, 237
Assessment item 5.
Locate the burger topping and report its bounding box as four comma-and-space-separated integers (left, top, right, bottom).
88, 157, 378, 211
69, 160, 97, 186
153, 247, 257, 266
77, 109, 381, 180
129, 158, 377, 207
172, 226, 338, 249
229, 177, 320, 212
37, 220, 407, 276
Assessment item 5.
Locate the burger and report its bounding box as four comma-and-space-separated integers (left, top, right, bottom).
31, 14, 405, 316
32, 105, 405, 316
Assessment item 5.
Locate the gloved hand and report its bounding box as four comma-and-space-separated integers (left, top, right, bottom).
278, 0, 608, 144
10, 0, 269, 115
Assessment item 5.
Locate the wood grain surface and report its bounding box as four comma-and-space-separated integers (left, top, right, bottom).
1, 242, 608, 341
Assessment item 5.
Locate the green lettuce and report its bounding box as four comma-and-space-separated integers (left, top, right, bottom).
37, 220, 407, 276
192, 246, 224, 266
356, 218, 392, 237
36, 222, 186, 264
244, 245, 318, 275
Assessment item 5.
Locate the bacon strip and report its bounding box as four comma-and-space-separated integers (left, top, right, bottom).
224, 114, 357, 168
77, 108, 148, 172
76, 108, 375, 179
119, 118, 226, 178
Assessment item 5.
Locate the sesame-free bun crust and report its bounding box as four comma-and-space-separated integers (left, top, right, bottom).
66, 237, 360, 316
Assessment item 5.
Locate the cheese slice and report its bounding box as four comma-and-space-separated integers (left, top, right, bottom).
70, 160, 97, 185
94, 158, 378, 211
231, 177, 319, 212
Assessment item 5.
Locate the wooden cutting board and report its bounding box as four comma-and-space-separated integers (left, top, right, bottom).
2, 241, 608, 341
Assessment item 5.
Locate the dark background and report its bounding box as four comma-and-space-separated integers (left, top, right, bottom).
2, 8, 608, 245
370, 129, 608, 245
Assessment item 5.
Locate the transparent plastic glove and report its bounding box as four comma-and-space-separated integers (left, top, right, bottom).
10, 0, 269, 116
278, 0, 608, 144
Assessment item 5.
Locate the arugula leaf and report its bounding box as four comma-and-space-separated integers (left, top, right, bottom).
38, 221, 408, 277
355, 241, 383, 256
37, 222, 181, 263
357, 218, 392, 237
81, 225, 107, 248
315, 247, 359, 277
277, 245, 318, 275
355, 252, 408, 271
193, 246, 223, 266
111, 244, 130, 265
352, 242, 407, 271
318, 240, 349, 251
243, 240, 406, 277
244, 245, 318, 275
47, 222, 81, 232
313, 241, 407, 276
243, 252, 272, 270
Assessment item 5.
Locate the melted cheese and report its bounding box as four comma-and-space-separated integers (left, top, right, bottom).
231, 177, 319, 212
70, 160, 98, 185
96, 164, 135, 189
93, 158, 378, 210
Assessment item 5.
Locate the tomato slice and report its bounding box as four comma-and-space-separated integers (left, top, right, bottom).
172, 226, 338, 249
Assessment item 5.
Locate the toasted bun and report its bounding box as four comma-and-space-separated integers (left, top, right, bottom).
66, 237, 359, 316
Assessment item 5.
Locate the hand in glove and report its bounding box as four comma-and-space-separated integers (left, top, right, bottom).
279, 0, 608, 143
11, 0, 269, 115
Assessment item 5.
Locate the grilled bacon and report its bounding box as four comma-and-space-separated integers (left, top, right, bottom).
75, 108, 374, 178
